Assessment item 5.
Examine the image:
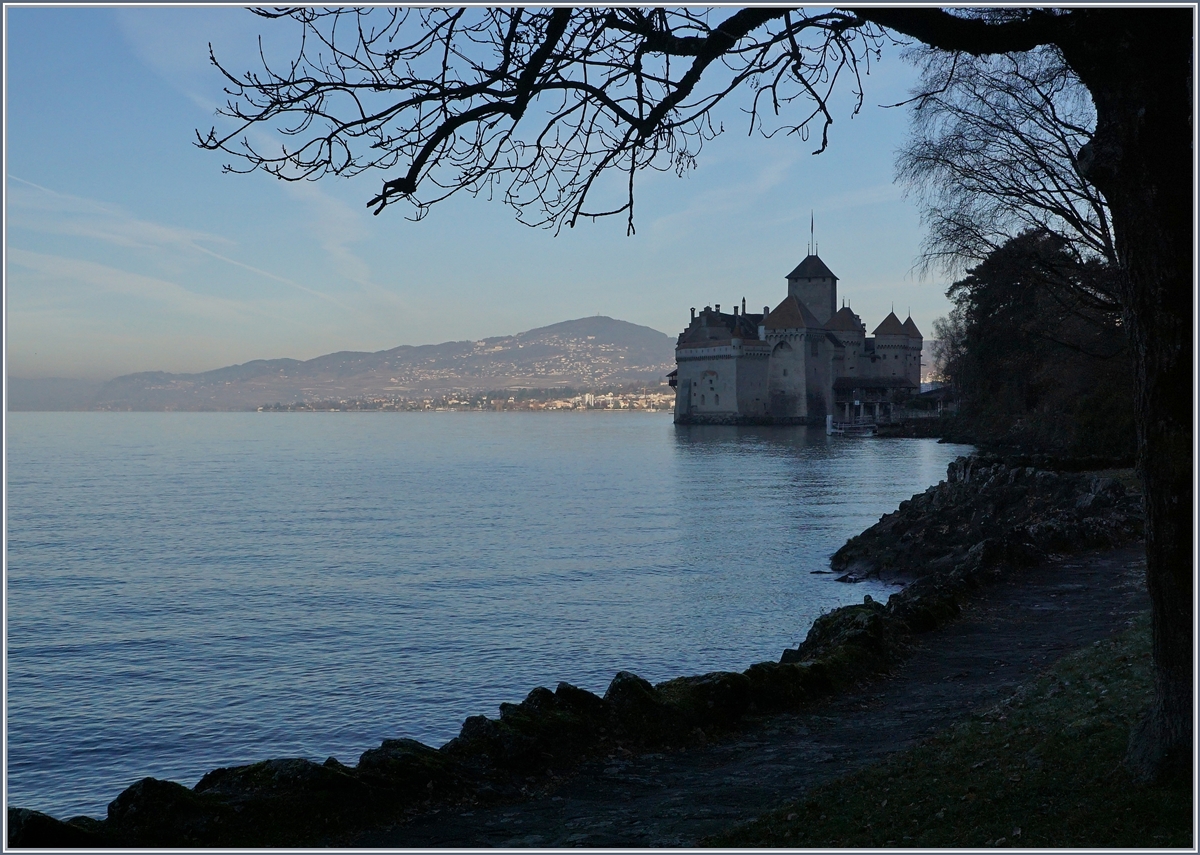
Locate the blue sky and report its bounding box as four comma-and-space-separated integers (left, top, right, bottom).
5, 6, 955, 381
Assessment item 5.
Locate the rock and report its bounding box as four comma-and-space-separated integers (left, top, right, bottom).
442, 715, 504, 764
742, 661, 822, 712
776, 599, 905, 690
655, 671, 752, 731
492, 684, 608, 769
7, 807, 108, 847
196, 757, 368, 800
604, 671, 686, 745
830, 455, 1142, 584
1076, 475, 1122, 510
787, 454, 1142, 688
191, 757, 390, 845
355, 740, 462, 794
554, 681, 609, 721
166, 755, 446, 845
505, 685, 557, 715
796, 600, 894, 660
106, 777, 228, 846
886, 579, 963, 634
442, 683, 611, 774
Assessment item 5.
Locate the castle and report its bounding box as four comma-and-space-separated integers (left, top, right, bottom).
670, 252, 923, 425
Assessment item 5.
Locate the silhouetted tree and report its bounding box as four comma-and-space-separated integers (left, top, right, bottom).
201, 7, 1192, 780
940, 231, 1133, 457
896, 46, 1115, 275
870, 9, 1191, 782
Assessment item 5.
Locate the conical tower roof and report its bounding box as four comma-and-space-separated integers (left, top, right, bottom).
827, 305, 864, 333
902, 316, 923, 339
786, 254, 837, 281
873, 311, 907, 336
764, 295, 824, 330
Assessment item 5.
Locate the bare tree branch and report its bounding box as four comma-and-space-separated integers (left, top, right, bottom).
198, 8, 886, 231
894, 46, 1114, 293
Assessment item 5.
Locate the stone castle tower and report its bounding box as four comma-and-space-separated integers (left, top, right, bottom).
785, 255, 838, 325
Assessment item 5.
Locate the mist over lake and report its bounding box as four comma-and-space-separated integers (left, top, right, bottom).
7, 412, 969, 818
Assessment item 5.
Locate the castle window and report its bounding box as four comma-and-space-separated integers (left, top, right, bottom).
701, 394, 706, 405
782, 368, 788, 376
714, 394, 719, 405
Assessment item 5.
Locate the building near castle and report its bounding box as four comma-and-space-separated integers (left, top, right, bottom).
670, 253, 923, 425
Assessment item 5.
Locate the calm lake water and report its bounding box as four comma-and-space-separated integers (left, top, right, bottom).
6, 412, 970, 818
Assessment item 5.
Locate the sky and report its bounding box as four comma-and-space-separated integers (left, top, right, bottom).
5, 6, 956, 382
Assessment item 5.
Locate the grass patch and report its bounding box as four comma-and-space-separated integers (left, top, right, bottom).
708, 612, 1192, 848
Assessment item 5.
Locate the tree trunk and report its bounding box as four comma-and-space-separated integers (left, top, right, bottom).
1063, 9, 1194, 781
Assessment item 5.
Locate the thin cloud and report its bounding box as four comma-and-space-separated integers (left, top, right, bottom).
285, 181, 375, 286
283, 180, 417, 317
8, 176, 231, 250
7, 176, 355, 310
7, 247, 255, 322
112, 6, 241, 114
647, 148, 803, 237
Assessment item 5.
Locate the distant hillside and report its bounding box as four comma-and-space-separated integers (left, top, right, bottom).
85, 316, 675, 411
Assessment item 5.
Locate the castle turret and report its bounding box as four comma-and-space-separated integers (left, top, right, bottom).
902, 315, 923, 385
785, 254, 837, 326
872, 312, 909, 380
827, 304, 866, 378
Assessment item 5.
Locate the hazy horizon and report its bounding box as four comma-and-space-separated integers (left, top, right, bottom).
5, 314, 674, 384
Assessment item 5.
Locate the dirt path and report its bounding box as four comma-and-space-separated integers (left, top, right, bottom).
351, 546, 1147, 847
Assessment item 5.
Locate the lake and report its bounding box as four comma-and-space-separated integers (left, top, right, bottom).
6, 412, 970, 818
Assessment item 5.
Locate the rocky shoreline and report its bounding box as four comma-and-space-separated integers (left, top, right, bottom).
7, 454, 1145, 848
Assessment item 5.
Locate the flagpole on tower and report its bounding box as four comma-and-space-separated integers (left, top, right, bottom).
810, 210, 814, 256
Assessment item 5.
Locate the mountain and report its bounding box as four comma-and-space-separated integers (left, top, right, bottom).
86, 316, 676, 411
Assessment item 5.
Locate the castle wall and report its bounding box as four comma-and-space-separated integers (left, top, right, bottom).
856, 337, 879, 379
765, 335, 807, 419
831, 339, 846, 384
806, 335, 834, 419
787, 276, 837, 325
831, 329, 865, 381
674, 341, 770, 422
735, 346, 770, 417
674, 350, 736, 417
673, 369, 691, 420
906, 337, 923, 386
874, 333, 909, 380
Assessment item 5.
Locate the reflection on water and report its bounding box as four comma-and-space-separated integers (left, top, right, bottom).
672, 422, 836, 452
671, 424, 959, 567
7, 413, 970, 818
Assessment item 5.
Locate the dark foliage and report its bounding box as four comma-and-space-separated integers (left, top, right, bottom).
940, 231, 1134, 457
